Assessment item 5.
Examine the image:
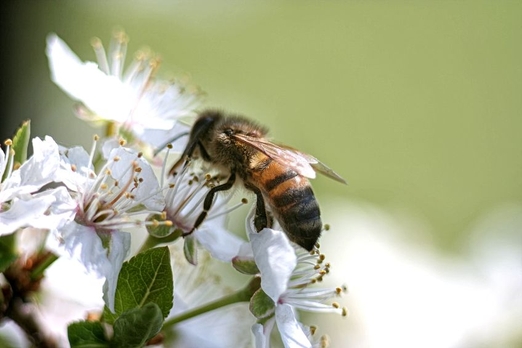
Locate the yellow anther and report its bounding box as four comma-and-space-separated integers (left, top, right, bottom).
309, 325, 317, 335
90, 37, 102, 48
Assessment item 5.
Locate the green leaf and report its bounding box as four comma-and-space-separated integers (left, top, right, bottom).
11, 120, 30, 165
102, 246, 173, 324
0, 233, 17, 273
249, 288, 275, 319
232, 256, 259, 275
68, 320, 109, 348
183, 235, 197, 265
112, 302, 163, 348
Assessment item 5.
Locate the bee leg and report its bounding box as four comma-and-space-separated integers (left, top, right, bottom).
245, 183, 271, 232
183, 172, 237, 236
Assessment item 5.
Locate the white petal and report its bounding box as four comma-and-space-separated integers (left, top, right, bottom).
101, 138, 121, 159
138, 121, 190, 151
250, 228, 297, 303
0, 146, 7, 179
275, 304, 312, 348
46, 33, 132, 123
59, 222, 130, 312
236, 240, 254, 259
102, 231, 131, 312
0, 195, 53, 235
108, 147, 164, 211
63, 145, 91, 169
38, 256, 105, 347
0, 186, 75, 235
195, 225, 247, 262
0, 136, 61, 202
252, 321, 275, 348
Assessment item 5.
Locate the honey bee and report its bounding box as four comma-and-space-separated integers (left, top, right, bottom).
171, 110, 346, 251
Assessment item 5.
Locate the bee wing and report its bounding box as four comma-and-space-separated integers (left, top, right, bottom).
285, 146, 347, 184
309, 160, 347, 184
233, 134, 347, 184
233, 134, 316, 178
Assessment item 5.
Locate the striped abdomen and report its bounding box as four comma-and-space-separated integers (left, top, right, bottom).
250, 155, 322, 251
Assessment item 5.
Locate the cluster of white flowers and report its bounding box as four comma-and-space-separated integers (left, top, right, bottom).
0, 31, 346, 348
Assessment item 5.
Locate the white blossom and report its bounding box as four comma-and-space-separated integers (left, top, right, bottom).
248, 219, 346, 348
0, 137, 71, 235
46, 31, 202, 150
161, 243, 254, 348
160, 160, 248, 264
53, 142, 165, 311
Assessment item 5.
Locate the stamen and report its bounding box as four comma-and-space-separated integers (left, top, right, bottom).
109, 29, 128, 78
106, 162, 137, 207
88, 135, 99, 173
320, 335, 330, 348
309, 325, 317, 336
90, 37, 110, 74
206, 198, 248, 222
2, 140, 14, 179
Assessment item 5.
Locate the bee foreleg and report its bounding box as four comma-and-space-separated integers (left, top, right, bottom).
245, 183, 271, 232
183, 172, 237, 236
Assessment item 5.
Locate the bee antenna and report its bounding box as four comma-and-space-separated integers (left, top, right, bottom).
153, 131, 190, 156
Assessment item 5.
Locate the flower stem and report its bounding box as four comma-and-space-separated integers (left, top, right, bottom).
162, 276, 260, 330
30, 252, 58, 281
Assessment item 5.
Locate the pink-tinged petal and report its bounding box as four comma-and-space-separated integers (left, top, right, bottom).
275, 304, 312, 348
250, 228, 296, 303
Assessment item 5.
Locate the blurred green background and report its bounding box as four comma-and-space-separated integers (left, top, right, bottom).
1, 1, 521, 346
